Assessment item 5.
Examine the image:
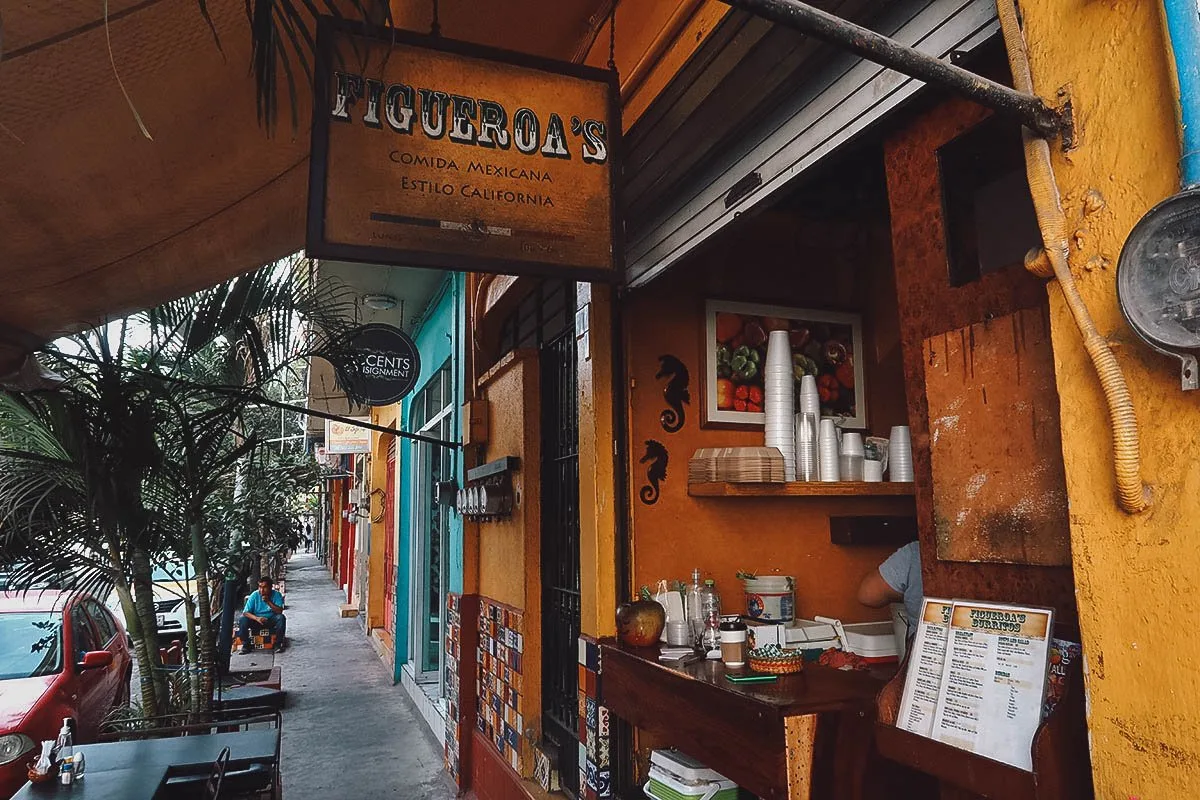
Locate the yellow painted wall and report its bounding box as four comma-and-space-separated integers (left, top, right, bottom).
576, 282, 619, 639
1021, 1, 1200, 795
474, 349, 544, 763
366, 406, 399, 631
477, 352, 541, 612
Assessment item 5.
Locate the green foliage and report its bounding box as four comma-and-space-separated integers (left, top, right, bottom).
0, 253, 352, 718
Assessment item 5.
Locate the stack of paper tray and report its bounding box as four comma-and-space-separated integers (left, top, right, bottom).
745, 618, 840, 651
688, 447, 786, 484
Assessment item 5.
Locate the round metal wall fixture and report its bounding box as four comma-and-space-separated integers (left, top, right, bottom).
1117, 187, 1200, 390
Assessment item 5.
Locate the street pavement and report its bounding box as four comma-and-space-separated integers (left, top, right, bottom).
276, 553, 454, 799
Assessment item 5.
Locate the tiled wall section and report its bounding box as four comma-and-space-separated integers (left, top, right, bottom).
444, 593, 480, 791
477, 599, 526, 774
444, 593, 464, 785
578, 636, 611, 799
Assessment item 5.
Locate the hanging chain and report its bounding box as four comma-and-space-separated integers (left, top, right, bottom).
431, 0, 441, 37
607, 1, 618, 71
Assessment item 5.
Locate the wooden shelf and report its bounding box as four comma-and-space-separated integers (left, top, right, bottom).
688, 480, 916, 498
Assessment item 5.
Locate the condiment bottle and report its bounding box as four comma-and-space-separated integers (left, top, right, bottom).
720, 619, 748, 667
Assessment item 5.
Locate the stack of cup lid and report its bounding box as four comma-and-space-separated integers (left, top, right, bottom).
840, 431, 865, 482
764, 331, 796, 481
889, 425, 914, 482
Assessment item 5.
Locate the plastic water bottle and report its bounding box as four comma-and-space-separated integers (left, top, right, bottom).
685, 569, 704, 647
700, 579, 722, 652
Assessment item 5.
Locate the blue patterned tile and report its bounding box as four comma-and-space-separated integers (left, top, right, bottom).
585, 696, 598, 731
585, 759, 599, 791
597, 768, 611, 797
585, 640, 600, 672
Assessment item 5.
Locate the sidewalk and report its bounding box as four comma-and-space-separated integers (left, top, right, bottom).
276, 553, 454, 799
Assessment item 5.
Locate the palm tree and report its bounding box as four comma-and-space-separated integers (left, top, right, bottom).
0, 326, 172, 716
139, 255, 352, 713
0, 254, 353, 719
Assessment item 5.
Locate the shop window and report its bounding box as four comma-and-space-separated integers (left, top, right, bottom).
495, 280, 574, 356
937, 115, 1041, 287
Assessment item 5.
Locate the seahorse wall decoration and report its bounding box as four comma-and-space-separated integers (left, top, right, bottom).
639, 439, 669, 505
655, 355, 690, 433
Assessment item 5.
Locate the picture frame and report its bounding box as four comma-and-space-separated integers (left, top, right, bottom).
703, 300, 867, 429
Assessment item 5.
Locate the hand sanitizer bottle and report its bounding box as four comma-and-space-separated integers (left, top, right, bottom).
56, 718, 73, 785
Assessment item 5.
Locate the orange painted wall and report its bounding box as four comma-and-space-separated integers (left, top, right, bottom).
623, 203, 912, 623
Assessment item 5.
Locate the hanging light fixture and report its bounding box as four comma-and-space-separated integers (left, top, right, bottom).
362, 293, 398, 311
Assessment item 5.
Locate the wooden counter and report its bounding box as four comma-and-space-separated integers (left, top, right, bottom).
600, 640, 891, 800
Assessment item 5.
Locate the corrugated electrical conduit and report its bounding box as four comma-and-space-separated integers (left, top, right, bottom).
998, 0, 1152, 513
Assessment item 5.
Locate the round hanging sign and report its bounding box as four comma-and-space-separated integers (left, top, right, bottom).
330, 323, 422, 406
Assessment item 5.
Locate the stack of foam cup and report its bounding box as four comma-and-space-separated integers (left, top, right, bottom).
818, 418, 841, 481
764, 331, 796, 481
889, 425, 914, 482
795, 375, 820, 481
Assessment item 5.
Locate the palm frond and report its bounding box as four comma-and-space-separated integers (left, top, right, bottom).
235, 0, 393, 135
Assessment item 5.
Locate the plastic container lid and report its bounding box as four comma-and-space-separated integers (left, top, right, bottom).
741, 575, 793, 590
843, 621, 899, 657
649, 750, 733, 784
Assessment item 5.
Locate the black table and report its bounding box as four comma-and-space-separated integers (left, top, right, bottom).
11, 729, 280, 799
14, 768, 169, 800
78, 729, 279, 772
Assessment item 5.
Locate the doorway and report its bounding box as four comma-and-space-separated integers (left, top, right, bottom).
384, 440, 397, 639
541, 324, 581, 798
409, 361, 455, 687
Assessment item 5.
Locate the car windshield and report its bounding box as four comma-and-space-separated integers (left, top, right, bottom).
0, 612, 63, 680
151, 563, 189, 582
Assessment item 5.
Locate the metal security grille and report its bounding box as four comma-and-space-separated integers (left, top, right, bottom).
496, 280, 572, 355
539, 296, 581, 798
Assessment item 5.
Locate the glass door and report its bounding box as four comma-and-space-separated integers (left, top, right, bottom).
409, 362, 454, 685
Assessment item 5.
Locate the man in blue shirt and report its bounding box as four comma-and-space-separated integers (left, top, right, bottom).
238, 577, 286, 654
857, 540, 923, 636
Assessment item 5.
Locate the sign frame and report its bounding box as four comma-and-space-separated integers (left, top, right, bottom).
306, 18, 624, 283
328, 323, 423, 407
324, 416, 373, 454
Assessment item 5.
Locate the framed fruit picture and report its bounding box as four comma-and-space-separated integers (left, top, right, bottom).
703, 300, 866, 428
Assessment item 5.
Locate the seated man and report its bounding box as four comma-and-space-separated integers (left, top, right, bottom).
238, 577, 286, 654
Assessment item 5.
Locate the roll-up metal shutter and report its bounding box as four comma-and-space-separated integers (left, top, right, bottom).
623, 0, 999, 287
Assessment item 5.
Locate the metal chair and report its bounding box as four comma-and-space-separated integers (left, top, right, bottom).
204, 746, 231, 800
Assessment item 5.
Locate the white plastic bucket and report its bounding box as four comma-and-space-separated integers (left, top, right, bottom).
742, 576, 795, 622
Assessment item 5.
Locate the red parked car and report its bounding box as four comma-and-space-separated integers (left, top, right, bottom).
0, 591, 132, 799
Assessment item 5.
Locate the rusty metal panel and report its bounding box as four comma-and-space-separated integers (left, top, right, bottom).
923, 307, 1070, 566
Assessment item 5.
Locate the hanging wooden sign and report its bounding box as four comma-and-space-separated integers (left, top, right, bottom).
307, 20, 621, 281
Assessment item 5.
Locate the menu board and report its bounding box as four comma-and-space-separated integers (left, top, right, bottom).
931, 601, 1053, 771
896, 598, 1054, 772
897, 598, 955, 736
